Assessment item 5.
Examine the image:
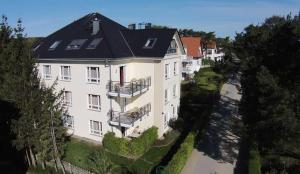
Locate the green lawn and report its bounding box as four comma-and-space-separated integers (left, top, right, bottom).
63, 131, 179, 174
194, 67, 223, 91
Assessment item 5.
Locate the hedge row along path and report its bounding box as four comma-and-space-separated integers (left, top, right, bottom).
182, 74, 242, 174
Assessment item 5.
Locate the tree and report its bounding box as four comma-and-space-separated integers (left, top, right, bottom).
234, 13, 300, 173
0, 17, 66, 172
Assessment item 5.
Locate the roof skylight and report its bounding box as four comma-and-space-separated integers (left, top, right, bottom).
49, 41, 61, 50
143, 38, 157, 49
66, 39, 88, 50
86, 38, 103, 49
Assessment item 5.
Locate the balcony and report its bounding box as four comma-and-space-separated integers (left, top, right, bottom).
108, 77, 151, 98
109, 103, 151, 128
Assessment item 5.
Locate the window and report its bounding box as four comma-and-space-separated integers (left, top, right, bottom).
166, 39, 177, 54
62, 114, 74, 128
33, 44, 41, 52
60, 66, 71, 80
164, 112, 169, 128
90, 120, 102, 135
173, 106, 176, 117
88, 94, 101, 111
165, 89, 169, 104
86, 38, 103, 49
174, 62, 178, 75
173, 85, 176, 97
207, 49, 212, 55
143, 38, 157, 48
49, 41, 61, 50
66, 39, 87, 50
87, 67, 100, 83
43, 65, 51, 79
165, 64, 170, 79
63, 91, 72, 106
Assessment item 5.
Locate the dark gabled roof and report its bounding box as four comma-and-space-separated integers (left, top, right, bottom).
34, 13, 176, 59
121, 29, 176, 57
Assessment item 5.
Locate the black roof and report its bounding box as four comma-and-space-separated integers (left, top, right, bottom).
34, 13, 177, 59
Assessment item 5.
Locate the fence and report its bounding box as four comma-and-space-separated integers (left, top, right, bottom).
46, 160, 95, 174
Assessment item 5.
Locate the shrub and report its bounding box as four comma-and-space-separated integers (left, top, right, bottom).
164, 133, 195, 174
248, 143, 261, 174
103, 127, 158, 158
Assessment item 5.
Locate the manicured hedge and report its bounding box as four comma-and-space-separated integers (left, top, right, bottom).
103, 127, 158, 158
164, 132, 195, 174
248, 143, 261, 174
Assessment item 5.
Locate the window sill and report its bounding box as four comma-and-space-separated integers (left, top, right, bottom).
90, 133, 102, 137
60, 79, 71, 82
86, 82, 100, 85
88, 108, 101, 112
43, 77, 52, 80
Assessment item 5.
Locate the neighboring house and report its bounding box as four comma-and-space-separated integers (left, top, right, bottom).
204, 41, 224, 61
34, 13, 184, 143
180, 37, 203, 80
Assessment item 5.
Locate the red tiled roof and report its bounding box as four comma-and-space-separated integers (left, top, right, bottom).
207, 40, 217, 49
181, 37, 202, 57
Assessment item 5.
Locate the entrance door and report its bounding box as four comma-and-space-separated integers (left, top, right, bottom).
120, 66, 124, 86
121, 127, 126, 137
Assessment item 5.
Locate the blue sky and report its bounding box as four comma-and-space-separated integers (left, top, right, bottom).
1, 0, 299, 38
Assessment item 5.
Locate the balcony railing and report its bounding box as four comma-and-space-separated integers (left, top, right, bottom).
108, 77, 151, 98
109, 103, 151, 128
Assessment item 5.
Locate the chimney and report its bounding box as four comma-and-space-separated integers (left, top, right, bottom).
92, 17, 100, 35
145, 23, 152, 29
128, 24, 136, 30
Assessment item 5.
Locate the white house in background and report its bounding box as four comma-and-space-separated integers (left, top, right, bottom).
34, 13, 185, 143
180, 37, 203, 80
204, 41, 224, 61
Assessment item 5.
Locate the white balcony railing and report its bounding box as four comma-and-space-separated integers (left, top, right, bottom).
109, 103, 151, 128
107, 77, 151, 98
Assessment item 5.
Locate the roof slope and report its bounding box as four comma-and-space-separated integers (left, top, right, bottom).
121, 29, 176, 57
180, 37, 202, 57
34, 13, 176, 59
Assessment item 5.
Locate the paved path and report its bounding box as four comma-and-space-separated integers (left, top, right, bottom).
182, 76, 242, 174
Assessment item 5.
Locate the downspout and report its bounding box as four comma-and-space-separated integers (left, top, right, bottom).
108, 58, 114, 132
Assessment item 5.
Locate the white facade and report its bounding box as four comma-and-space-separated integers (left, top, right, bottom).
37, 36, 184, 142
181, 55, 202, 79
205, 48, 224, 61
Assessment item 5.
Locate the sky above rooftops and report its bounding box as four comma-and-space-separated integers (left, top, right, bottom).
1, 0, 299, 38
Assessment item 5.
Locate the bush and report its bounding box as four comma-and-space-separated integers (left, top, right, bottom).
103, 127, 158, 157
248, 143, 261, 174
164, 133, 195, 174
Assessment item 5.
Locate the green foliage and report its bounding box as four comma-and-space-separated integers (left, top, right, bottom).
235, 13, 300, 173
164, 133, 195, 174
87, 149, 113, 174
248, 143, 261, 174
103, 127, 158, 157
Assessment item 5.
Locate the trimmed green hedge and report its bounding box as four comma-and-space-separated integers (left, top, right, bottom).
248, 143, 261, 174
164, 133, 195, 174
103, 127, 158, 157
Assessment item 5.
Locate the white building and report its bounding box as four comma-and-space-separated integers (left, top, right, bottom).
180, 37, 203, 80
204, 41, 224, 61
34, 13, 185, 142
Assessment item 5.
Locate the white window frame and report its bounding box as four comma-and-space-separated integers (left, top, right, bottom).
43, 65, 52, 79
173, 85, 177, 97
165, 89, 169, 104
174, 62, 178, 75
62, 114, 74, 129
165, 64, 170, 79
87, 67, 100, 83
88, 94, 101, 111
60, 66, 71, 81
89, 120, 102, 136
63, 91, 72, 106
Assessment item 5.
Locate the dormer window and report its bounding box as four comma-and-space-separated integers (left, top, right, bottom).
86, 38, 103, 49
49, 41, 61, 50
66, 39, 87, 50
143, 38, 157, 49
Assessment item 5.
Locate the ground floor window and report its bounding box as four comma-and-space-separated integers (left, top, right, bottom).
62, 114, 74, 128
90, 120, 102, 136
